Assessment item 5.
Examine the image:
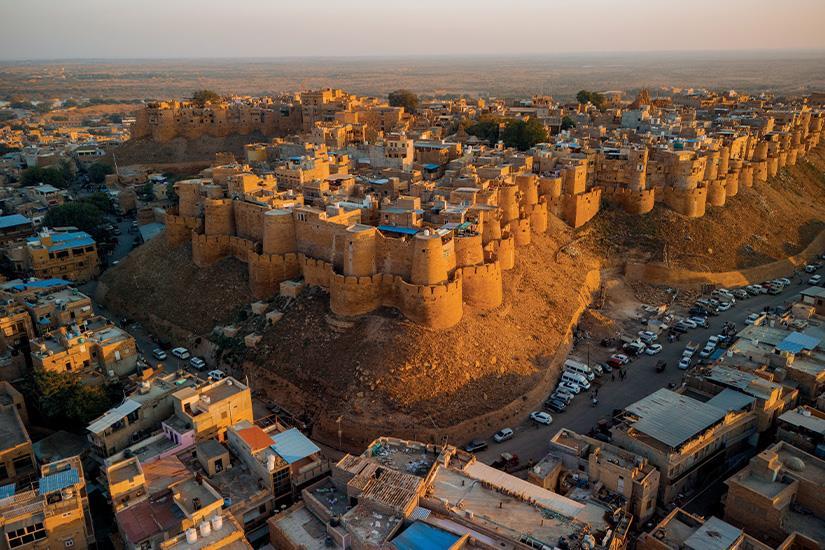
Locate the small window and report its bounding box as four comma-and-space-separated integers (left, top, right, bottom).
64, 538, 74, 547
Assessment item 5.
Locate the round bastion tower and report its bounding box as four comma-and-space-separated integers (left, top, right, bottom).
498, 184, 520, 226
410, 230, 449, 286
262, 209, 297, 256
627, 148, 648, 192
342, 225, 377, 277
204, 199, 235, 236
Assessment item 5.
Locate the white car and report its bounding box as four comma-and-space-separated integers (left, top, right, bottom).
809, 275, 822, 285
698, 345, 716, 358
493, 428, 514, 443
716, 302, 732, 312
689, 316, 709, 328
678, 318, 697, 329
171, 347, 191, 360
207, 369, 225, 380
776, 278, 791, 286
529, 411, 553, 425
678, 356, 691, 370
645, 344, 663, 355
189, 356, 206, 370
610, 353, 631, 365
558, 380, 581, 395
638, 330, 658, 344
151, 348, 167, 361
745, 313, 764, 325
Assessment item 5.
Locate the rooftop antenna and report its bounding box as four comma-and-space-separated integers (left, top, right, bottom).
112, 152, 120, 181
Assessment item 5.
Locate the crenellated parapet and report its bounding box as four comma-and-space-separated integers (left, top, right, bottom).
662, 186, 707, 218
165, 214, 202, 247
247, 252, 301, 299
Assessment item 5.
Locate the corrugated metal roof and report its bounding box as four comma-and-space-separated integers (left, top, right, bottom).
38, 467, 79, 495
87, 399, 141, 434
377, 225, 419, 236
706, 388, 755, 412
270, 428, 320, 464
625, 389, 726, 449
684, 516, 743, 550
0, 214, 31, 229
778, 409, 825, 435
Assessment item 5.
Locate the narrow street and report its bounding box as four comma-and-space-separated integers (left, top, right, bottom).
474, 276, 811, 468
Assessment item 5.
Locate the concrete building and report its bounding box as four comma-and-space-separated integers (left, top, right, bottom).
723, 441, 825, 545
0, 457, 95, 550
269, 436, 630, 550
24, 230, 99, 282
529, 428, 660, 523
611, 388, 757, 504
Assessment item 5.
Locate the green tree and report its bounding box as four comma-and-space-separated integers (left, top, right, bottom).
21, 166, 66, 188
466, 116, 503, 144
191, 89, 221, 107
388, 89, 419, 113
561, 115, 576, 131
575, 90, 605, 110
88, 162, 114, 184
43, 202, 103, 232
83, 192, 114, 214
501, 119, 548, 151
140, 182, 156, 201
24, 368, 121, 428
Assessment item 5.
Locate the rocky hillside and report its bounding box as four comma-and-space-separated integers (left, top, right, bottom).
583, 145, 825, 272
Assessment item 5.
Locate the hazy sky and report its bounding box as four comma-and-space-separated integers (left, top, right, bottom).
1, 0, 824, 60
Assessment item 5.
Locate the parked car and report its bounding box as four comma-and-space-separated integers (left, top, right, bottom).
609, 353, 630, 365
189, 356, 206, 370
590, 363, 604, 376
623, 341, 646, 356
698, 344, 716, 358
684, 341, 699, 355
551, 390, 574, 404
638, 330, 658, 344
544, 398, 567, 412
493, 428, 514, 443
171, 347, 191, 360
689, 316, 709, 328
678, 356, 692, 370
557, 380, 582, 395
804, 264, 817, 273
745, 313, 765, 326
678, 318, 697, 329
671, 322, 689, 334
732, 289, 749, 300
599, 362, 613, 374
645, 344, 663, 355
207, 369, 225, 380
776, 278, 791, 286
716, 302, 732, 312
152, 348, 167, 361
464, 439, 488, 453
529, 411, 553, 426
808, 274, 822, 285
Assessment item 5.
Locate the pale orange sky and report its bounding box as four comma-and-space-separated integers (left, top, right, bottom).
1, 0, 824, 60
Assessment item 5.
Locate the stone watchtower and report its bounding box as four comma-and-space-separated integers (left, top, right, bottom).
262, 209, 297, 256
410, 230, 449, 286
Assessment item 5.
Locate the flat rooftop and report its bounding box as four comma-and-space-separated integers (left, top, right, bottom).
270, 504, 328, 550
342, 503, 402, 547
306, 477, 349, 517
0, 408, 28, 451
429, 465, 607, 548
362, 438, 437, 477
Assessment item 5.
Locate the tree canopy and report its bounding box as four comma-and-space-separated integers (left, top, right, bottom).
191, 89, 221, 107
501, 119, 548, 151
43, 201, 104, 232
575, 90, 605, 110
21, 166, 67, 188
388, 89, 419, 113
561, 115, 576, 131
23, 367, 121, 428
465, 116, 503, 145
87, 162, 114, 184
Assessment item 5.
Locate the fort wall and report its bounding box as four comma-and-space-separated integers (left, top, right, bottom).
453, 233, 484, 268
329, 273, 384, 317
706, 180, 727, 208
662, 186, 707, 218
461, 261, 503, 311
513, 217, 532, 247
248, 252, 301, 299
390, 275, 463, 330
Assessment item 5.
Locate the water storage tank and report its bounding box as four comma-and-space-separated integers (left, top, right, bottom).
185, 529, 197, 544
199, 520, 212, 537
211, 515, 223, 531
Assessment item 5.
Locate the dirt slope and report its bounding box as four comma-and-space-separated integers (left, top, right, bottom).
582, 145, 825, 272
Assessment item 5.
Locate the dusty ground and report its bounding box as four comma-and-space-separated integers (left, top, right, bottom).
112, 134, 270, 165
582, 145, 825, 272
96, 237, 254, 335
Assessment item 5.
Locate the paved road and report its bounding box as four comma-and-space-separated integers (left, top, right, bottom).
474, 276, 813, 468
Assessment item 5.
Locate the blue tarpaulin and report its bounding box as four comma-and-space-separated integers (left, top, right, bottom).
377, 225, 419, 236
392, 522, 461, 550
776, 332, 821, 354
38, 468, 79, 495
